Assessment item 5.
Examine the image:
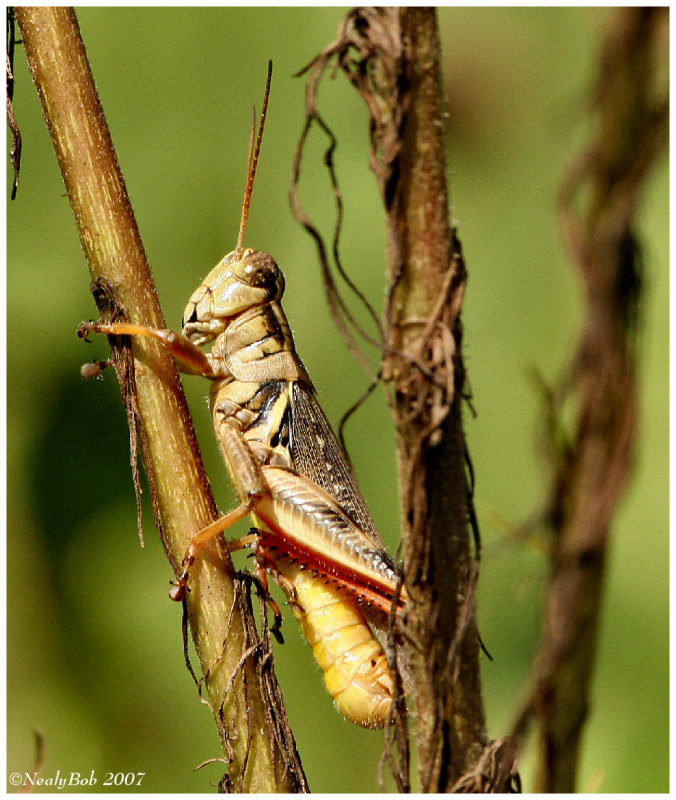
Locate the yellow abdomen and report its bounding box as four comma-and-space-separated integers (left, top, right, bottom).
282, 563, 393, 729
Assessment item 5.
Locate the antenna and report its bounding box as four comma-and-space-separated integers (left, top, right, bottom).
236, 60, 273, 255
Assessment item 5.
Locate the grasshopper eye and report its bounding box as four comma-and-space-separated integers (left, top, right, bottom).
235, 250, 285, 300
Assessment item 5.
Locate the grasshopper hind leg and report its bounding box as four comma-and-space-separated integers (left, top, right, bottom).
229, 528, 310, 645
230, 529, 304, 615
238, 563, 285, 645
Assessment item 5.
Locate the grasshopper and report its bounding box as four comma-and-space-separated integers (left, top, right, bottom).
79, 63, 406, 729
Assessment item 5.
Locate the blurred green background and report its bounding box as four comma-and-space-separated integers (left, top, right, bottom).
7, 8, 667, 793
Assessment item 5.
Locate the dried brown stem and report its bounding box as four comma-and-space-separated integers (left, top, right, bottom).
293, 7, 492, 791
383, 11, 486, 790
15, 7, 306, 792
512, 8, 667, 792
6, 8, 22, 198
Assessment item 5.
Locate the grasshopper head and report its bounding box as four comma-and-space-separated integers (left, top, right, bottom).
182, 248, 285, 345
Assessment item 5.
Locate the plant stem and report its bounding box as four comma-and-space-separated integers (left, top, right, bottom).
385, 9, 486, 789
15, 6, 305, 791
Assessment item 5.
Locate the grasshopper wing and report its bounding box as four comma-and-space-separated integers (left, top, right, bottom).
289, 383, 384, 547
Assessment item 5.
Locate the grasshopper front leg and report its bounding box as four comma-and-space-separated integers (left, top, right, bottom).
77, 321, 216, 377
